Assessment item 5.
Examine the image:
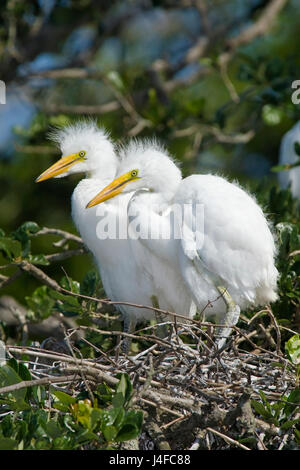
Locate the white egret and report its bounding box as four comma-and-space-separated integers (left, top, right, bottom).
278, 121, 300, 199
35, 121, 160, 338
87, 140, 279, 347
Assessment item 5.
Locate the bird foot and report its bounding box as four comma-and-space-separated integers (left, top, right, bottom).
215, 286, 240, 350
151, 295, 169, 339
121, 317, 136, 354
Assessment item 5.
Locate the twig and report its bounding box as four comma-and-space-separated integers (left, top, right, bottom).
32, 227, 83, 245
45, 247, 87, 263
227, 0, 289, 50
289, 250, 300, 257
43, 101, 120, 116
266, 306, 282, 356
0, 269, 22, 289
0, 375, 79, 394
206, 427, 251, 450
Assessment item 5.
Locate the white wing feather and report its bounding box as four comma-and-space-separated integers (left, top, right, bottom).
175, 175, 278, 309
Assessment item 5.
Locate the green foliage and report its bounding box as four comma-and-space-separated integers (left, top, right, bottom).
252, 185, 300, 331
251, 388, 300, 427
25, 286, 56, 322
24, 270, 105, 323
0, 221, 50, 266
251, 385, 300, 448
285, 334, 300, 367
274, 221, 300, 322
250, 334, 300, 448
0, 360, 143, 450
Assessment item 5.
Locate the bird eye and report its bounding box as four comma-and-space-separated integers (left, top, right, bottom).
79, 150, 86, 159
131, 170, 138, 177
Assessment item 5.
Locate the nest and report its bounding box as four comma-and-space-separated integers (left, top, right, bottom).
2, 313, 299, 451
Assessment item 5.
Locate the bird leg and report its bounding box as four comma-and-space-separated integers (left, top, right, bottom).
122, 316, 136, 354
215, 286, 240, 349
151, 295, 168, 339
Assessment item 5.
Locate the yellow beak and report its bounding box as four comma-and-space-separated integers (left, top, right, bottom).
35, 153, 81, 182
86, 172, 138, 208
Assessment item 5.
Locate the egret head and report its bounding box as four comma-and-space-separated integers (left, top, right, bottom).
86, 139, 182, 208
35, 120, 117, 183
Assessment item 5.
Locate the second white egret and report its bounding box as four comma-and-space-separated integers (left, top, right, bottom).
87, 140, 279, 347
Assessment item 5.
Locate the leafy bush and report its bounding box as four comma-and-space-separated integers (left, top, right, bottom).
0, 361, 143, 450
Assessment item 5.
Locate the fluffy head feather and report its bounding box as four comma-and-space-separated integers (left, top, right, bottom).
116, 138, 182, 198
48, 119, 118, 179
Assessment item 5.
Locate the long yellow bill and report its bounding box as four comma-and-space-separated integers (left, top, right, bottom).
86, 171, 138, 208
35, 153, 82, 182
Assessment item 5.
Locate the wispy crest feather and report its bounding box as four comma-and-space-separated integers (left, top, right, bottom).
47, 119, 110, 149
117, 137, 181, 169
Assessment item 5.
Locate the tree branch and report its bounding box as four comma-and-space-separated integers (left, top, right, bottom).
227, 0, 289, 50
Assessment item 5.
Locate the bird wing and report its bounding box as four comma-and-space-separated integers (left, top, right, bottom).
174, 174, 278, 304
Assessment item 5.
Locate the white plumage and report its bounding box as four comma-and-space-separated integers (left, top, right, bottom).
87, 140, 279, 346
278, 121, 300, 199
35, 122, 160, 333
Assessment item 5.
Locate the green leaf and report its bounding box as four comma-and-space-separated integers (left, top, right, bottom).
112, 392, 125, 409
114, 410, 143, 441
295, 429, 300, 444
73, 428, 98, 445
251, 400, 270, 419
90, 408, 102, 431
17, 221, 40, 235
285, 335, 300, 365
102, 407, 122, 427
95, 383, 113, 404
281, 418, 300, 430
113, 408, 125, 429
15, 420, 28, 443
114, 373, 132, 407
0, 437, 18, 450
116, 424, 139, 442
102, 425, 117, 442
283, 387, 300, 417
26, 254, 50, 266
0, 364, 25, 401
0, 237, 22, 260
53, 403, 69, 412
123, 410, 143, 430
0, 415, 13, 437
7, 357, 19, 373
60, 276, 80, 293
25, 286, 55, 320
49, 290, 80, 307
80, 271, 99, 296
44, 421, 62, 440
52, 389, 76, 406
12, 221, 40, 258
18, 363, 32, 382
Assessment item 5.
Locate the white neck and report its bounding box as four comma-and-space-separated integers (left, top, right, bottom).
92, 152, 118, 181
